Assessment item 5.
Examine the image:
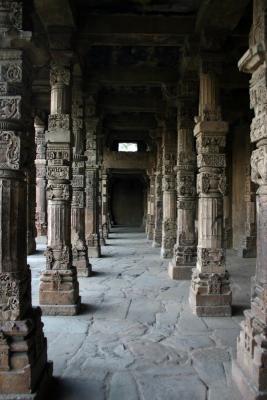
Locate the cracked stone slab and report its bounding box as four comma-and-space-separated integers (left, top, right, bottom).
136, 374, 207, 400
108, 372, 139, 400
27, 228, 256, 400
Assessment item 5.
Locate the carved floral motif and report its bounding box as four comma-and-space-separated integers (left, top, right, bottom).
0, 130, 19, 169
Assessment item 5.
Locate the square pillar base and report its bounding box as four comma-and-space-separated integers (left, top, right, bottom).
232, 360, 267, 400
39, 268, 81, 315
189, 286, 232, 317
40, 297, 81, 316
87, 246, 101, 258
74, 259, 92, 277
168, 261, 193, 280
0, 308, 53, 397
0, 361, 53, 400
161, 247, 173, 259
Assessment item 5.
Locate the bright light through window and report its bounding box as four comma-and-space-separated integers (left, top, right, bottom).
118, 143, 138, 152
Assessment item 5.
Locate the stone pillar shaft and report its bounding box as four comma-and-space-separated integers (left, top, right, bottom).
101, 170, 109, 239
152, 138, 163, 247
0, 2, 51, 395
147, 172, 155, 240
232, 2, 267, 398
71, 73, 91, 277
35, 117, 47, 237
85, 108, 101, 258
39, 60, 80, 316
189, 57, 232, 316
169, 81, 197, 279
161, 119, 177, 258
240, 139, 257, 258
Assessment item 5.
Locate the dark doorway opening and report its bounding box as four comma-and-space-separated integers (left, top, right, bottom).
110, 174, 145, 227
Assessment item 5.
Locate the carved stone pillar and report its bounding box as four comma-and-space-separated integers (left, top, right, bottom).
26, 162, 37, 255
98, 168, 106, 245
39, 60, 81, 315
189, 55, 232, 317
232, 1, 267, 398
71, 70, 91, 277
35, 116, 47, 237
239, 140, 257, 258
152, 138, 163, 248
0, 3, 52, 395
161, 117, 177, 258
169, 80, 197, 279
147, 171, 155, 240
84, 99, 101, 258
101, 170, 109, 239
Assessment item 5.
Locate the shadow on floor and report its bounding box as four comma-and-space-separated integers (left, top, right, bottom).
49, 377, 100, 400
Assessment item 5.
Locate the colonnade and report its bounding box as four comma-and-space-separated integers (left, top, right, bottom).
0, 1, 266, 399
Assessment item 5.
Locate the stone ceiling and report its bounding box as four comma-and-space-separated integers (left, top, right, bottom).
33, 0, 252, 147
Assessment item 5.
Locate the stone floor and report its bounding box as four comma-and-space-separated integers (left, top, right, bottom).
28, 228, 255, 400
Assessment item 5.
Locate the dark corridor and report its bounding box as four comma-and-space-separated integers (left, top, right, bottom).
111, 175, 145, 227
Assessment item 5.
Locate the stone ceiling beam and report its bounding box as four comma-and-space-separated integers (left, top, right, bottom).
100, 93, 164, 113
79, 33, 185, 47
196, 0, 250, 33
88, 66, 179, 86
80, 14, 195, 35
34, 0, 75, 28
106, 114, 157, 131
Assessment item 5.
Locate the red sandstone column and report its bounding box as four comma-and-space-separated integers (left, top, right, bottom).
169, 79, 197, 279
84, 95, 101, 258
0, 1, 52, 395
232, 1, 267, 398
71, 67, 91, 276
35, 116, 47, 237
147, 170, 156, 240
189, 55, 232, 317
39, 59, 81, 315
152, 136, 163, 248
161, 115, 177, 258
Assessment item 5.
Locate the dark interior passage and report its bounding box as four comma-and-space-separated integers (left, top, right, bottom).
111, 175, 145, 227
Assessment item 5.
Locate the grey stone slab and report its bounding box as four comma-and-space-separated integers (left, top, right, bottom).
210, 328, 240, 354
202, 317, 239, 330
109, 372, 139, 400
27, 231, 256, 400
191, 347, 231, 387
127, 298, 162, 325
177, 306, 210, 335
43, 316, 91, 334
208, 385, 242, 400
137, 374, 207, 400
162, 334, 215, 352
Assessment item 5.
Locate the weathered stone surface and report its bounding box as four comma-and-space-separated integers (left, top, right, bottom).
109, 372, 139, 400
189, 55, 232, 317
27, 228, 255, 400
39, 60, 81, 315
